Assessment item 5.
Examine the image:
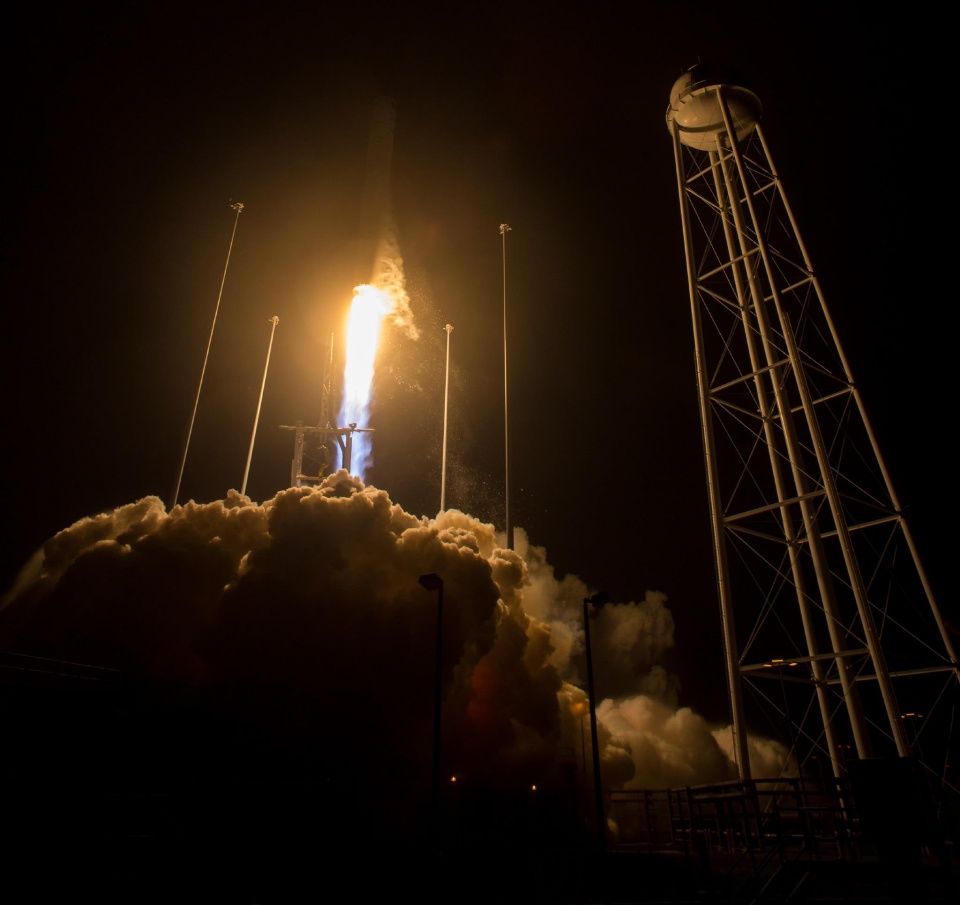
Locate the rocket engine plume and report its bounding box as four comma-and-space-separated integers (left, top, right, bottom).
337, 238, 418, 479
338, 283, 392, 477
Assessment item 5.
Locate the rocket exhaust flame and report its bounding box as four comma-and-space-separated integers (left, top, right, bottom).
335, 233, 417, 479
338, 283, 392, 478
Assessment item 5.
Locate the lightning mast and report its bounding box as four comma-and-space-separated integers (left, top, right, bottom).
170, 200, 244, 508
440, 323, 454, 513
500, 223, 514, 550
240, 316, 279, 497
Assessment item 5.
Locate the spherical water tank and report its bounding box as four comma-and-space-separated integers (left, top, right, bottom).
666, 65, 761, 150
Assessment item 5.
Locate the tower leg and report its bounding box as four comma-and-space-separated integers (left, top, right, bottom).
710, 150, 844, 780
672, 121, 751, 779
715, 120, 872, 759
755, 124, 959, 678
718, 90, 908, 757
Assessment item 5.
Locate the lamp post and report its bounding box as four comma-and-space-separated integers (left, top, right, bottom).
570, 699, 590, 804
419, 572, 445, 838
582, 590, 610, 851
440, 324, 454, 513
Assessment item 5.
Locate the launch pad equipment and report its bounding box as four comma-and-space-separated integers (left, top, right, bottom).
279, 421, 373, 485
667, 65, 958, 788
278, 331, 373, 484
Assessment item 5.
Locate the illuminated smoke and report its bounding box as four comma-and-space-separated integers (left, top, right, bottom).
513, 527, 794, 788
1, 479, 791, 791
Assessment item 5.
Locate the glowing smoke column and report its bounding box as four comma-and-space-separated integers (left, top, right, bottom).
337, 284, 392, 478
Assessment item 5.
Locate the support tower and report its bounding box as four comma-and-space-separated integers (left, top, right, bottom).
667, 65, 958, 788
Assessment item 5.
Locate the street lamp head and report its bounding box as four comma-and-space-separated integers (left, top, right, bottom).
444, 323, 454, 334
585, 591, 610, 608
419, 573, 443, 591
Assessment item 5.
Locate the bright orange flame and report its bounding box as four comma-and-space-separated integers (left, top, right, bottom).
338, 284, 393, 476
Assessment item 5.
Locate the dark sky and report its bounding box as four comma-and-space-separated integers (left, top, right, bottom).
1, 4, 946, 720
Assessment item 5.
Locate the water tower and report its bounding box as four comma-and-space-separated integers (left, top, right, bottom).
667, 66, 958, 786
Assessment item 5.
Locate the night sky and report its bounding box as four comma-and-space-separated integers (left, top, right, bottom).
1, 4, 946, 722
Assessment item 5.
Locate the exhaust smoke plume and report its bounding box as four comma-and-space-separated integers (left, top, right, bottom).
1, 477, 790, 792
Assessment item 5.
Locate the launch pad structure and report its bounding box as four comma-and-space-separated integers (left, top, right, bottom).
279, 332, 372, 484
667, 65, 958, 791
280, 420, 372, 486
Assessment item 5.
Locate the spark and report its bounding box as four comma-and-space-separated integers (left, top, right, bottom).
338, 284, 393, 478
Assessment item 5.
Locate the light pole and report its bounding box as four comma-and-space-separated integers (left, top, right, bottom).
582, 590, 609, 852
240, 315, 279, 497
171, 200, 244, 508
419, 572, 445, 838
440, 324, 454, 513
499, 223, 513, 550
570, 699, 589, 803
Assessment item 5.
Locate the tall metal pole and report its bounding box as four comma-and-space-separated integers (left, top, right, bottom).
240, 316, 279, 497
583, 594, 608, 849
440, 324, 454, 514
499, 223, 514, 550
170, 200, 244, 508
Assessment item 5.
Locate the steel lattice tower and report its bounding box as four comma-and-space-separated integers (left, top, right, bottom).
667, 66, 958, 787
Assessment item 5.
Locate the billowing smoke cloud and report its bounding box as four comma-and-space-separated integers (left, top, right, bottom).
518, 529, 679, 701
1, 476, 790, 793
358, 95, 417, 342
372, 232, 418, 340
516, 529, 792, 789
